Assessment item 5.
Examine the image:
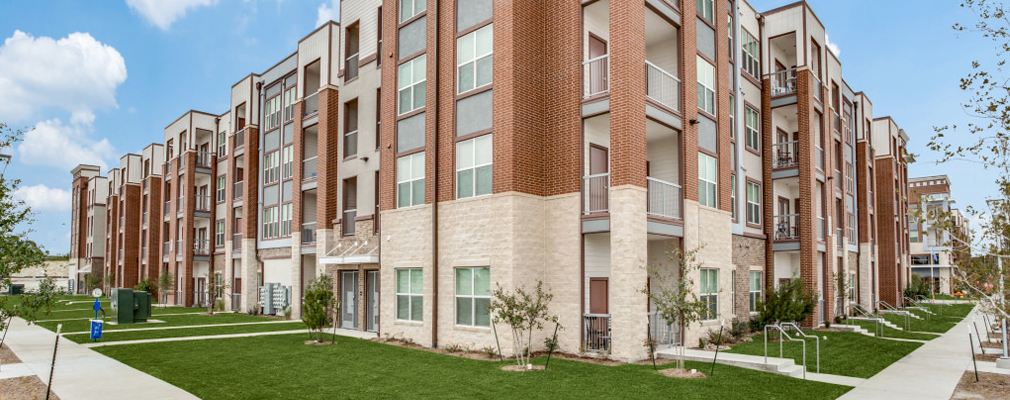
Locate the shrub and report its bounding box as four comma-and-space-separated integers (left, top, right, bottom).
302, 275, 336, 342
487, 280, 558, 368
134, 279, 157, 298
903, 273, 931, 299
748, 316, 765, 333
482, 346, 499, 359
544, 335, 559, 353
730, 321, 749, 339
759, 278, 818, 325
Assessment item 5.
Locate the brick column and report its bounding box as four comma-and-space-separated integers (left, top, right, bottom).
241, 126, 261, 312
796, 70, 819, 327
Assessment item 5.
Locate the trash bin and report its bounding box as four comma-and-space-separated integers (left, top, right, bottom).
110, 288, 134, 324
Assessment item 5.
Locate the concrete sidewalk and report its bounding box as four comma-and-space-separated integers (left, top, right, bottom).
4, 318, 199, 400
838, 306, 978, 400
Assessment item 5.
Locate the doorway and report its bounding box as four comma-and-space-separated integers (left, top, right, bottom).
366, 270, 379, 332
341, 271, 359, 330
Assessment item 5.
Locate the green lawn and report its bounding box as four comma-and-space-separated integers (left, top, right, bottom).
726, 330, 922, 378
36, 312, 282, 333
849, 320, 939, 341
65, 321, 307, 344
95, 334, 852, 400
880, 304, 972, 334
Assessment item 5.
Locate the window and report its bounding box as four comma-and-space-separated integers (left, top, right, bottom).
399, 0, 425, 22
457, 24, 493, 94
216, 176, 225, 202
699, 153, 717, 208
345, 99, 359, 158
264, 95, 281, 131
345, 23, 360, 81
727, 13, 734, 59
749, 271, 762, 312
696, 56, 715, 115
730, 174, 736, 220
398, 56, 427, 115
264, 152, 279, 184
456, 135, 492, 199
263, 206, 279, 239
697, 0, 714, 23
746, 180, 761, 225
376, 88, 382, 150
909, 214, 919, 243
848, 273, 856, 302
283, 87, 296, 122
396, 268, 423, 321
729, 94, 735, 139
215, 220, 225, 247
455, 267, 490, 327
745, 106, 760, 152
700, 268, 718, 320
741, 30, 759, 79
282, 146, 293, 180
217, 132, 227, 157
397, 152, 425, 208
280, 203, 292, 236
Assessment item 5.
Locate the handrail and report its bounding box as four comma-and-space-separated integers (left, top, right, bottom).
903, 297, 931, 321
877, 301, 911, 331
781, 322, 819, 373
582, 54, 609, 65
764, 324, 807, 380
850, 303, 883, 337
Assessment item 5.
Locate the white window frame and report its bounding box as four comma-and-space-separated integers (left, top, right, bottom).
264, 95, 281, 131
215, 220, 225, 247
396, 268, 423, 321
283, 87, 296, 122
455, 267, 490, 327
264, 151, 280, 185
399, 0, 425, 23
280, 203, 292, 236
217, 132, 227, 157
457, 24, 493, 94
397, 152, 425, 208
456, 135, 493, 199
700, 268, 718, 320
749, 271, 762, 313
282, 146, 294, 180
216, 176, 226, 202
745, 106, 760, 152
263, 206, 279, 239
741, 29, 759, 79
699, 152, 717, 208
398, 55, 427, 115
696, 56, 716, 115
746, 180, 761, 225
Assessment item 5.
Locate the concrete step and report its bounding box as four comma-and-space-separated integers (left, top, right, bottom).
833, 324, 874, 337
880, 309, 922, 320
656, 347, 809, 378
850, 316, 904, 331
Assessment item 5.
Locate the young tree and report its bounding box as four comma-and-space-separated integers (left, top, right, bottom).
157, 269, 175, 305
642, 246, 709, 370
302, 275, 336, 342
487, 280, 557, 369
0, 124, 46, 297
83, 270, 103, 293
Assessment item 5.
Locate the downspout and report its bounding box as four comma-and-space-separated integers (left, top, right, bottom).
733, 0, 744, 234
853, 102, 860, 305
430, 0, 440, 349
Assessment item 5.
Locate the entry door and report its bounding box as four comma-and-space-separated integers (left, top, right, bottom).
589, 145, 609, 211
777, 197, 791, 239
589, 278, 609, 314
588, 35, 608, 94
366, 270, 379, 332
196, 277, 207, 307
341, 271, 359, 330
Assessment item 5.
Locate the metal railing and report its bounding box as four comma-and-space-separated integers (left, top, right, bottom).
175, 239, 182, 254
770, 68, 797, 96
163, 241, 171, 255
344, 130, 358, 158
177, 196, 185, 212
164, 201, 170, 215
582, 173, 609, 214
772, 141, 799, 168
812, 75, 823, 102
303, 92, 320, 117
345, 53, 359, 81
233, 233, 242, 251
343, 209, 356, 236
815, 146, 824, 170
832, 111, 841, 132
764, 324, 808, 379
647, 311, 680, 347
781, 322, 820, 374
234, 181, 244, 199
193, 239, 210, 256
178, 156, 186, 172
646, 177, 682, 219
303, 157, 318, 180
583, 54, 609, 98
877, 300, 911, 331
142, 212, 148, 228
234, 132, 245, 149
583, 313, 611, 352
835, 170, 842, 191
645, 61, 681, 112
817, 217, 825, 240
195, 195, 211, 212
774, 214, 800, 240
836, 228, 843, 248
196, 151, 213, 168
302, 222, 317, 245
850, 304, 884, 337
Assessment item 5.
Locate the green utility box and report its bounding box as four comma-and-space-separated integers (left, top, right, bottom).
9, 284, 24, 295
133, 291, 151, 322
110, 288, 134, 324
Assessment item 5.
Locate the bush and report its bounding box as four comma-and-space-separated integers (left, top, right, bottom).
759, 278, 818, 325
730, 321, 749, 339
544, 335, 559, 353
134, 279, 157, 298
302, 275, 336, 342
903, 273, 931, 299
748, 316, 765, 333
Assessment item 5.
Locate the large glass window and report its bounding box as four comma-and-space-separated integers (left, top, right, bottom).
741, 30, 759, 79
697, 0, 714, 23
456, 135, 492, 199
216, 176, 225, 202
396, 268, 423, 321
747, 180, 761, 225
262, 206, 279, 239
457, 24, 493, 94
745, 106, 760, 152
215, 220, 225, 247
282, 146, 293, 180
700, 268, 718, 320
398, 55, 427, 115
749, 271, 762, 312
264, 95, 281, 131
397, 152, 425, 208
455, 267, 490, 327
264, 151, 279, 185
217, 132, 227, 157
281, 203, 292, 236
699, 152, 717, 208
399, 0, 425, 22
696, 57, 716, 115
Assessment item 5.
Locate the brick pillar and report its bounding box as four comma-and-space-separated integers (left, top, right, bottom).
796, 70, 819, 327
241, 126, 261, 312
317, 88, 339, 232
290, 100, 306, 319
181, 150, 197, 307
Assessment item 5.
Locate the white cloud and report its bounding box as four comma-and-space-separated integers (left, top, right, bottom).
825, 33, 840, 58
126, 0, 217, 31
316, 0, 339, 27
15, 184, 72, 212
17, 118, 117, 171
0, 31, 127, 123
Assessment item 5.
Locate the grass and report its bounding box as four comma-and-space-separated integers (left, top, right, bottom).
880, 304, 974, 334
849, 320, 939, 341
726, 330, 922, 378
64, 321, 307, 344
36, 312, 284, 333
95, 334, 852, 400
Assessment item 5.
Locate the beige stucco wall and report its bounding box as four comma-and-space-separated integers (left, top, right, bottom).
680, 200, 734, 349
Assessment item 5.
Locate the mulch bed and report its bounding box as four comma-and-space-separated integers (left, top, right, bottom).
501, 365, 546, 372
951, 371, 1010, 400
658, 368, 706, 379
0, 344, 21, 365
304, 340, 338, 346
973, 352, 1004, 362
0, 376, 60, 400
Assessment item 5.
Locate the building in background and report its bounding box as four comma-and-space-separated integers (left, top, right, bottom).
908, 175, 969, 295
872, 117, 911, 307
69, 164, 106, 294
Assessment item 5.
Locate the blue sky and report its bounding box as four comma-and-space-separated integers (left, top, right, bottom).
0, 0, 997, 253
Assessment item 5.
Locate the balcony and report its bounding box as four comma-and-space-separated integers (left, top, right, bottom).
303, 157, 318, 180
773, 214, 800, 240
646, 177, 682, 220
303, 92, 319, 117
345, 53, 359, 82
582, 173, 609, 214
817, 217, 825, 241
815, 146, 824, 170
772, 141, 799, 169
770, 68, 797, 96
163, 241, 171, 255
645, 61, 681, 112
343, 209, 356, 236
196, 151, 213, 168
812, 75, 823, 103
832, 111, 841, 133
195, 195, 211, 213
194, 239, 210, 256
234, 181, 244, 199
302, 222, 317, 245
233, 233, 242, 251
836, 228, 843, 248
583, 55, 609, 98
583, 313, 610, 352
233, 132, 245, 149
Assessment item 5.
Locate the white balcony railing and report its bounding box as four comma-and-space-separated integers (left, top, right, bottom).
343, 209, 356, 236
233, 233, 242, 251
302, 222, 317, 245
303, 92, 320, 117
583, 54, 609, 98
774, 214, 800, 240
817, 217, 825, 240
815, 146, 824, 170
647, 311, 680, 346
582, 173, 609, 214
770, 68, 797, 96
194, 239, 210, 256
583, 313, 611, 352
645, 61, 681, 112
303, 157, 318, 180
772, 140, 799, 169
233, 132, 245, 149
234, 181, 244, 199
196, 151, 213, 168
812, 75, 823, 102
196, 195, 211, 212
646, 177, 682, 220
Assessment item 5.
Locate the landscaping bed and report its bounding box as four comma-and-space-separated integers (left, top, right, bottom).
951, 371, 1010, 399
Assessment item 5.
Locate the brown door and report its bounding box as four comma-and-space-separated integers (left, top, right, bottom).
588, 145, 609, 212
590, 278, 609, 314
588, 34, 608, 95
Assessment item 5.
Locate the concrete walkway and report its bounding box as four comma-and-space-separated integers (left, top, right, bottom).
656, 347, 867, 387
81, 327, 377, 348
838, 306, 979, 400
3, 318, 199, 400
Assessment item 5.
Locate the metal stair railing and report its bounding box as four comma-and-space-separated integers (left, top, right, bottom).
903, 297, 931, 321
764, 324, 808, 380
877, 300, 911, 331
851, 303, 884, 337
781, 322, 820, 373
917, 294, 946, 316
